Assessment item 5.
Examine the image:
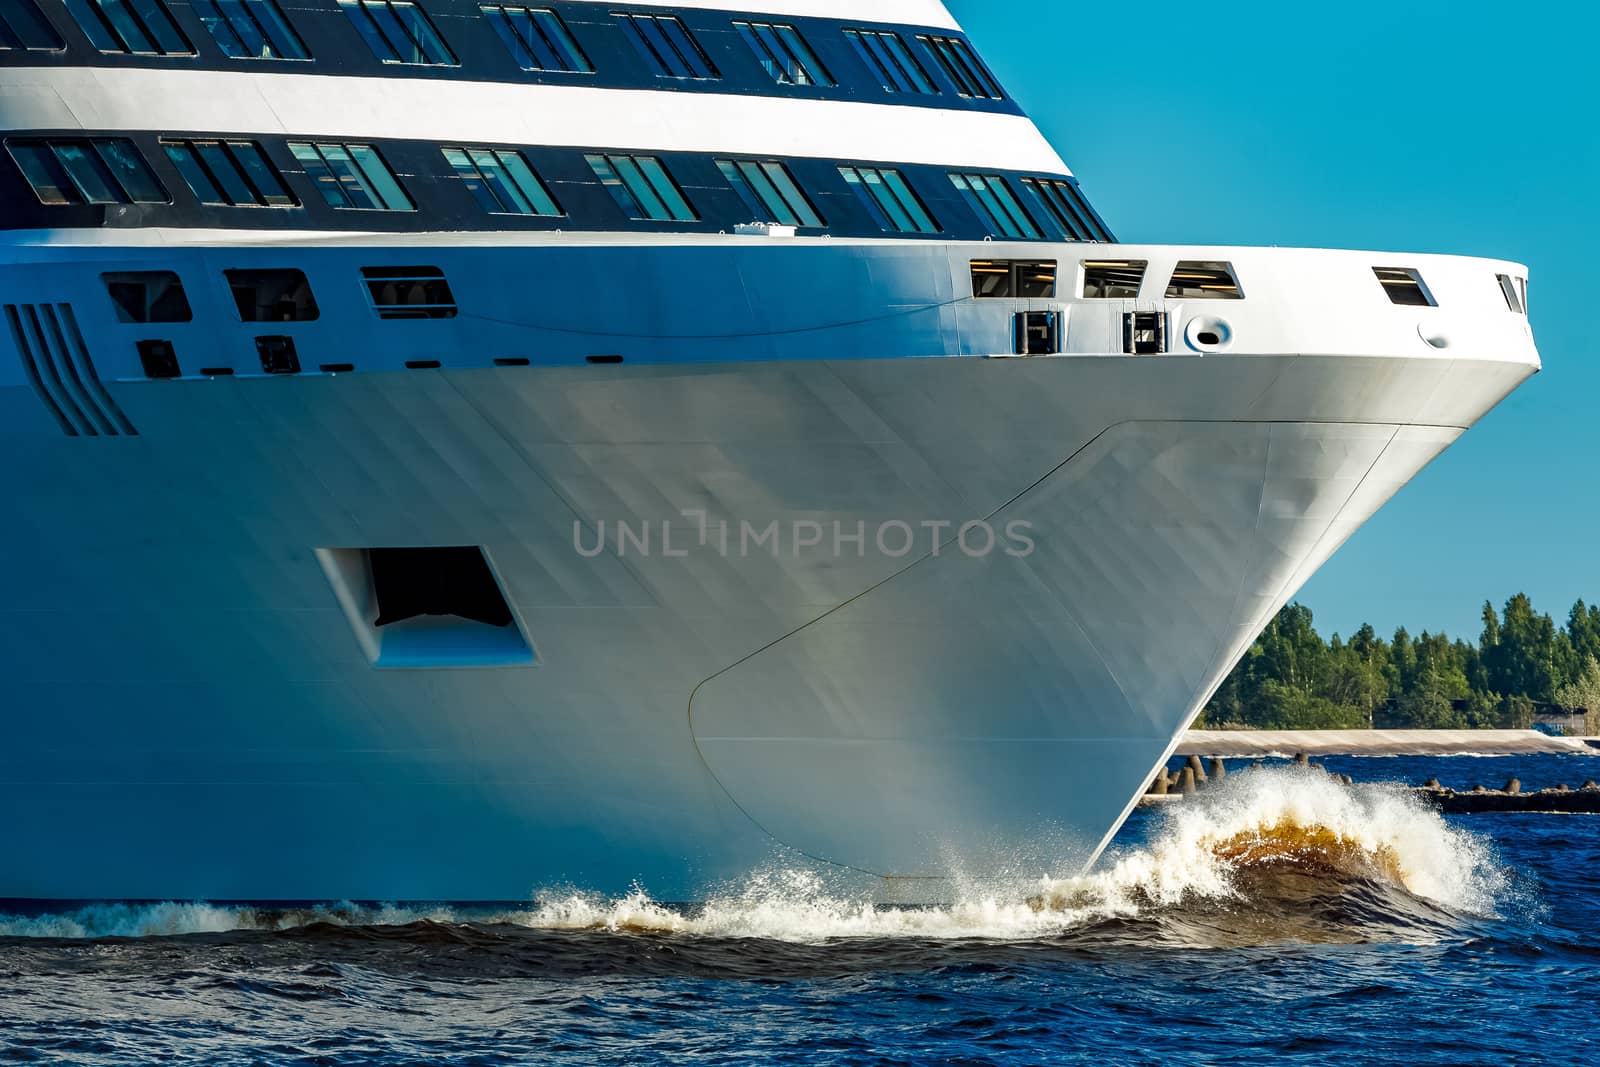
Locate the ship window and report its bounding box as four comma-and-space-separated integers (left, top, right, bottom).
481, 5, 590, 72
1166, 261, 1243, 300
340, 0, 455, 65
1082, 260, 1147, 299
0, 0, 65, 50
838, 166, 939, 234
971, 260, 1056, 299
7, 138, 167, 205
716, 159, 823, 228
1020, 177, 1110, 242
62, 0, 192, 53
842, 28, 936, 94
362, 266, 457, 319
289, 142, 413, 211
614, 13, 718, 80
443, 146, 561, 216
1496, 273, 1525, 314
163, 139, 296, 207
733, 20, 832, 86
191, 0, 308, 59
103, 271, 193, 323
1374, 266, 1436, 307
226, 268, 319, 322
256, 334, 300, 373
136, 338, 181, 379
950, 173, 1040, 240
586, 153, 696, 222
916, 34, 1003, 99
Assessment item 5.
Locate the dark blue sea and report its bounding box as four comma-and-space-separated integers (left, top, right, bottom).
4, 754, 1600, 1065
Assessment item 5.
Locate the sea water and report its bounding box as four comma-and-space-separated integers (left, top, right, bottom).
2, 755, 1597, 1064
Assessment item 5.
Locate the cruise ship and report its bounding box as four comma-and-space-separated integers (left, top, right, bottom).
0, 0, 1539, 903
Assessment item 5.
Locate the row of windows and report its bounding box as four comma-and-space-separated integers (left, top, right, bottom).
0, 0, 1007, 100
5, 134, 1116, 241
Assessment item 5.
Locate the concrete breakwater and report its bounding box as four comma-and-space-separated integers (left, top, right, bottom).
1142, 753, 1600, 813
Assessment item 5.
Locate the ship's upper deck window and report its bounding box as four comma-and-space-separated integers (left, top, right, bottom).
615, 13, 718, 80
226, 268, 319, 321
839, 166, 939, 235
163, 139, 297, 207
289, 142, 413, 211
842, 28, 936, 94
971, 260, 1056, 299
717, 158, 823, 228
1082, 260, 1146, 299
916, 34, 1003, 99
1166, 261, 1243, 300
7, 137, 167, 205
1020, 178, 1109, 242
362, 266, 457, 319
444, 146, 562, 216
191, 0, 309, 59
586, 153, 697, 222
103, 271, 192, 323
0, 0, 64, 50
481, 5, 590, 72
733, 20, 832, 86
949, 172, 1040, 240
340, 0, 456, 65
1497, 273, 1527, 315
62, 0, 192, 54
1374, 266, 1435, 307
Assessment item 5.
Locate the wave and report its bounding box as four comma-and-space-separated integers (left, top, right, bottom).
0, 768, 1509, 945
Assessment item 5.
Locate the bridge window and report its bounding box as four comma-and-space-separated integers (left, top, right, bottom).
1166, 261, 1243, 300
163, 139, 296, 207
444, 146, 561, 216
1497, 273, 1526, 315
615, 13, 718, 80
586, 153, 696, 222
1020, 178, 1110, 242
103, 271, 193, 323
971, 260, 1056, 299
0, 0, 65, 50
950, 172, 1040, 239
62, 0, 191, 53
289, 142, 413, 211
838, 166, 938, 234
362, 266, 457, 319
1374, 266, 1436, 307
191, 0, 309, 59
734, 20, 832, 86
481, 5, 590, 72
7, 138, 167, 205
717, 159, 823, 228
917, 34, 1003, 99
340, 0, 456, 65
843, 28, 936, 94
226, 268, 319, 322
1082, 260, 1147, 299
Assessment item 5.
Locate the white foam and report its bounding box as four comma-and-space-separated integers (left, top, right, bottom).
0, 769, 1506, 941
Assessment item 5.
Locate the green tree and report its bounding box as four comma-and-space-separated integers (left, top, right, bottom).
1555, 655, 1600, 735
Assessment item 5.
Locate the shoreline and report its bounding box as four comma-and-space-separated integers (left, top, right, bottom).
1176, 729, 1599, 758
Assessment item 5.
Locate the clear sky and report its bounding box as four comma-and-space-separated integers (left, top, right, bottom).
950, 0, 1599, 642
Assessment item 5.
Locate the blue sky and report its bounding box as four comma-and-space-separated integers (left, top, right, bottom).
951, 0, 1599, 641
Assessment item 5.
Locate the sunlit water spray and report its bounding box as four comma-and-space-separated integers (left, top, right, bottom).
0, 769, 1509, 944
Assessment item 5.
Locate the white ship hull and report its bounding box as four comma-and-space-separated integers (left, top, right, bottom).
0, 237, 1538, 901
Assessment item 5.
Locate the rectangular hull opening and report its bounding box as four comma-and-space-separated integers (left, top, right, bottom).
316, 546, 535, 668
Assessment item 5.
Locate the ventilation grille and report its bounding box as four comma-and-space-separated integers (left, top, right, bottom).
4, 303, 137, 437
